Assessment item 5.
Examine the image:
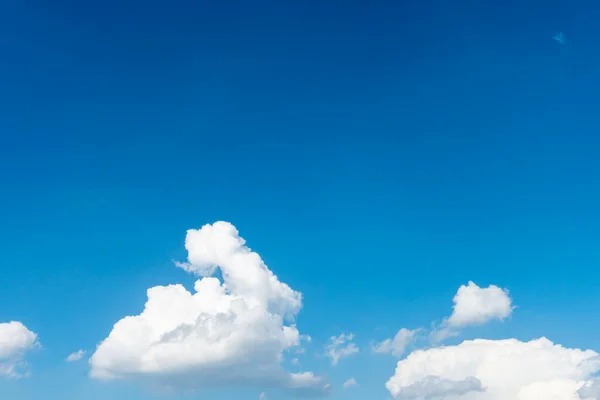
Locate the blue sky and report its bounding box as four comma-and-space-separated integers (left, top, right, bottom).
1, 0, 600, 399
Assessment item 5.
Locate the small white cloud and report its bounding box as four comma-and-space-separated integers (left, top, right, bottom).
372, 328, 418, 357
343, 377, 357, 388
0, 321, 39, 378
89, 222, 328, 395
66, 350, 86, 362
447, 281, 513, 327
324, 333, 359, 366
431, 281, 513, 342
386, 337, 600, 399
259, 392, 268, 400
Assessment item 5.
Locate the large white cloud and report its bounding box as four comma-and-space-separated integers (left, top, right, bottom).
0, 321, 39, 378
90, 221, 328, 395
386, 337, 600, 399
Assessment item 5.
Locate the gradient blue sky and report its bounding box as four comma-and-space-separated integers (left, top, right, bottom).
1, 0, 600, 399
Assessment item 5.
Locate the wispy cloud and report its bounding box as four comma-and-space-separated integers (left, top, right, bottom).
324, 333, 359, 366
343, 377, 357, 389
66, 349, 86, 362
372, 328, 419, 357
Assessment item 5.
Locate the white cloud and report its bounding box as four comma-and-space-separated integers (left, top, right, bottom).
343, 378, 357, 388
372, 328, 418, 357
432, 281, 513, 342
66, 350, 86, 362
448, 281, 513, 327
259, 392, 268, 400
579, 378, 600, 399
0, 321, 39, 378
324, 333, 359, 366
89, 221, 329, 395
386, 337, 600, 399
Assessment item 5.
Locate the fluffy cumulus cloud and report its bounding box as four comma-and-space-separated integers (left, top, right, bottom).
343, 378, 357, 389
432, 281, 513, 342
386, 337, 600, 400
324, 333, 359, 366
0, 321, 39, 378
66, 350, 86, 362
90, 222, 328, 395
447, 281, 513, 327
373, 328, 419, 358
